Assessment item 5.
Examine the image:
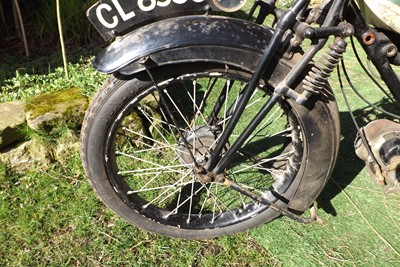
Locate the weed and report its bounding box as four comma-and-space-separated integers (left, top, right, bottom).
0, 57, 105, 103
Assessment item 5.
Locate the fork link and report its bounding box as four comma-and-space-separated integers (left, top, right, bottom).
301, 37, 347, 99
194, 167, 226, 183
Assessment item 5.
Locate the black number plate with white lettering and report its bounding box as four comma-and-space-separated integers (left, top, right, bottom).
87, 0, 219, 41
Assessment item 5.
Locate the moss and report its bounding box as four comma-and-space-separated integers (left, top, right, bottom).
25, 88, 88, 133
62, 99, 88, 127
25, 88, 85, 119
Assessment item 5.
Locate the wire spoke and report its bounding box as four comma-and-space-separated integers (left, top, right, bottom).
128, 144, 178, 154
243, 107, 285, 146
139, 107, 175, 148
121, 127, 185, 156
140, 106, 191, 136
163, 89, 191, 129
182, 80, 210, 128
105, 70, 303, 231
205, 93, 266, 153
163, 180, 206, 218
128, 180, 195, 194
204, 183, 237, 218
142, 170, 193, 209
119, 162, 191, 176
230, 149, 294, 175
116, 151, 193, 175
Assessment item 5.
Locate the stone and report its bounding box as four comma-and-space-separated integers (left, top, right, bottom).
54, 130, 80, 168
0, 101, 26, 149
0, 139, 53, 173
25, 88, 88, 133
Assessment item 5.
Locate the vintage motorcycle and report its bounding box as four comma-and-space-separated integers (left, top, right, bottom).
80, 0, 400, 238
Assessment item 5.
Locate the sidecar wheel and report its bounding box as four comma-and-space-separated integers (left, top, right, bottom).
81, 63, 339, 239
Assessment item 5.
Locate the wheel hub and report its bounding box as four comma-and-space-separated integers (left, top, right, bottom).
178, 126, 218, 166
178, 126, 228, 183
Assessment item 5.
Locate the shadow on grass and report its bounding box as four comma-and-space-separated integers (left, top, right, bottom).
316, 98, 400, 216
316, 111, 361, 216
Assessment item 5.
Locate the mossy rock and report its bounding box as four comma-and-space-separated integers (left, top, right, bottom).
25, 88, 88, 133
0, 101, 26, 149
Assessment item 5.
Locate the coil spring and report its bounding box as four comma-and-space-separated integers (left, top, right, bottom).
303, 38, 347, 95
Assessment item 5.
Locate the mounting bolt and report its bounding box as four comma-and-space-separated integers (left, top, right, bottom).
304, 27, 314, 38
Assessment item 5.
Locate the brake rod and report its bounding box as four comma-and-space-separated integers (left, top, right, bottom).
222, 177, 316, 224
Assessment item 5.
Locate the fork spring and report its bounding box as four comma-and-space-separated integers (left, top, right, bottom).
303, 38, 347, 94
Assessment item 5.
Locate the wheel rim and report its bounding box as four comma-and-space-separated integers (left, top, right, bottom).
104, 70, 303, 229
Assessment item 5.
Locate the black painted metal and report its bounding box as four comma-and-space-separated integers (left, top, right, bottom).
304, 23, 352, 38
209, 0, 353, 174
213, 93, 282, 174
92, 16, 273, 74
346, 1, 400, 104
204, 0, 311, 173
90, 0, 400, 224
268, 0, 348, 104
247, 0, 277, 24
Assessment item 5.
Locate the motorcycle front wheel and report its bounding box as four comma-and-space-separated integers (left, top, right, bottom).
81, 62, 339, 238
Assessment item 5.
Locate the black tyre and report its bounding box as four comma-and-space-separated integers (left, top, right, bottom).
81, 63, 339, 238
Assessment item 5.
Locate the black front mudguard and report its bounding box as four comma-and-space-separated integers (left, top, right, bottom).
93, 15, 275, 76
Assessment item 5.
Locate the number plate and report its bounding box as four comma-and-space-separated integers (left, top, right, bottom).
87, 0, 219, 41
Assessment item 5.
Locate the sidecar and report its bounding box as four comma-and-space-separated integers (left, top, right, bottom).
357, 0, 400, 35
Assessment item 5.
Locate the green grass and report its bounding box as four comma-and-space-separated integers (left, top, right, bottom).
1, 5, 400, 267
0, 164, 276, 266
0, 126, 276, 266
